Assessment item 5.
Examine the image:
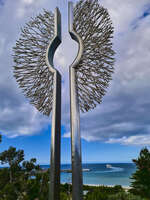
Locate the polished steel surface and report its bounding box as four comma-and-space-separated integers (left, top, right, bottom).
69, 2, 83, 200
49, 71, 61, 200
46, 8, 61, 200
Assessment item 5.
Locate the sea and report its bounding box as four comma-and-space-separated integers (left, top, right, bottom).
41, 163, 136, 187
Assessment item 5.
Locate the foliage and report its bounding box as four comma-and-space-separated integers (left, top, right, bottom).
85, 185, 124, 200
84, 186, 146, 200
130, 147, 150, 199
0, 146, 24, 184
0, 138, 70, 200
108, 191, 146, 200
0, 146, 24, 166
85, 188, 108, 200
60, 192, 69, 200
0, 141, 48, 199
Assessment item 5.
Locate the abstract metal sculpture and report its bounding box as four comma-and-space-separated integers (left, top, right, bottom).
69, 0, 115, 199
13, 0, 115, 199
13, 8, 62, 200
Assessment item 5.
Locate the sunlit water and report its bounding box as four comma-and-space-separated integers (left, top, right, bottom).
41, 163, 136, 186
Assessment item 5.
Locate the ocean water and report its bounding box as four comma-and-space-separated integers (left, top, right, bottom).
41, 163, 136, 187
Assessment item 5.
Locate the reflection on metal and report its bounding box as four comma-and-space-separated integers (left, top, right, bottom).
46, 8, 61, 200
69, 2, 83, 200
13, 8, 62, 200
69, 1, 115, 200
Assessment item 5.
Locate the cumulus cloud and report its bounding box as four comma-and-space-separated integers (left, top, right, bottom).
106, 135, 150, 146
22, 0, 35, 5
0, 0, 150, 146
63, 0, 150, 145
74, 11, 150, 144
0, 0, 56, 137
100, 0, 150, 33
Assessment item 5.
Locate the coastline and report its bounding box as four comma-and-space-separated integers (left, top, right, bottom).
84, 183, 131, 191
61, 182, 131, 191
1, 163, 134, 188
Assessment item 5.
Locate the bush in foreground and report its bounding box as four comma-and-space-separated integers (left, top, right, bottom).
85, 188, 146, 200
108, 192, 146, 200
130, 147, 150, 199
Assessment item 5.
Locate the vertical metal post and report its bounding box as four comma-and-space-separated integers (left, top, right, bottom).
69, 2, 83, 200
70, 68, 83, 200
46, 8, 62, 200
50, 71, 61, 200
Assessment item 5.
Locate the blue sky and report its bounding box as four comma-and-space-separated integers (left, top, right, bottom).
0, 0, 150, 165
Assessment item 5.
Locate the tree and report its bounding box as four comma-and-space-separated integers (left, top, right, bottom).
22, 158, 40, 178
0, 134, 2, 143
0, 146, 24, 183
130, 147, 150, 199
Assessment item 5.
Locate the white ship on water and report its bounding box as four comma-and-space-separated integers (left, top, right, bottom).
106, 164, 112, 168
61, 168, 91, 173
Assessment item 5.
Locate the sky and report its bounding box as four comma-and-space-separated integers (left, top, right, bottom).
0, 0, 150, 164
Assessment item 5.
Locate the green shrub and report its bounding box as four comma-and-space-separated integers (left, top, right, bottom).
108, 191, 146, 200
130, 147, 150, 199
85, 188, 108, 200
60, 192, 69, 200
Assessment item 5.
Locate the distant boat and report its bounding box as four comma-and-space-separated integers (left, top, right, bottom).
83, 168, 91, 172
106, 164, 112, 168
61, 168, 91, 173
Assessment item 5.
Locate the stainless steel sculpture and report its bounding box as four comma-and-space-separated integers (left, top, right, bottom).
13, 8, 61, 200
69, 0, 115, 199
13, 1, 115, 199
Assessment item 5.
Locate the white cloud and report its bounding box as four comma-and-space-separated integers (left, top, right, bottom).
0, 0, 58, 137
0, 101, 49, 138
17, 8, 26, 18
100, 0, 150, 33
22, 0, 34, 5
106, 135, 150, 146
0, 0, 150, 146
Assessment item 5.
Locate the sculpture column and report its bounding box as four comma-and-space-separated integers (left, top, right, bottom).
46, 8, 62, 200
69, 2, 83, 200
